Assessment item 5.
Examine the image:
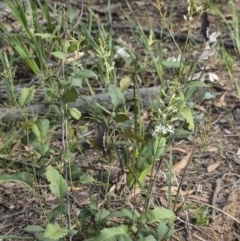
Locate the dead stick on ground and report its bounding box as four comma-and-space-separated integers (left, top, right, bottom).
0, 86, 161, 122
211, 178, 221, 222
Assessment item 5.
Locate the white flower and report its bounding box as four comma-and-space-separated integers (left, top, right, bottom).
114, 46, 130, 59
152, 124, 174, 136
209, 31, 221, 44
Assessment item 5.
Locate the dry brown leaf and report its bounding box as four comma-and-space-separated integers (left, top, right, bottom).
172, 145, 195, 175
207, 161, 221, 173
127, 187, 141, 200
214, 91, 227, 108
195, 104, 207, 113
166, 146, 188, 154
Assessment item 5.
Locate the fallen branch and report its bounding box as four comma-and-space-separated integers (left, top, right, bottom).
0, 86, 161, 122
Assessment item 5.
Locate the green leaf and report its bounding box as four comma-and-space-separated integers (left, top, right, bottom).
31, 119, 49, 141
161, 60, 181, 68
139, 235, 157, 241
31, 124, 41, 139
34, 33, 55, 39
62, 87, 78, 104
107, 84, 125, 108
34, 142, 49, 156
152, 138, 166, 159
95, 208, 111, 223
157, 222, 174, 239
24, 225, 45, 233
35, 232, 55, 241
122, 131, 145, 144
45, 165, 68, 199
35, 119, 50, 139
86, 225, 130, 241
75, 69, 97, 79
136, 143, 153, 170
51, 51, 66, 61
113, 113, 129, 123
18, 87, 35, 107
145, 207, 175, 224
44, 223, 68, 240
172, 128, 192, 139
179, 107, 194, 131
78, 204, 97, 223
47, 204, 67, 222
0, 172, 33, 188
21, 131, 36, 145
79, 173, 94, 184
120, 76, 131, 92
112, 208, 139, 222
69, 107, 81, 120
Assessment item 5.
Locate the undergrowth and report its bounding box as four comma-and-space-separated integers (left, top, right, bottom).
0, 0, 238, 240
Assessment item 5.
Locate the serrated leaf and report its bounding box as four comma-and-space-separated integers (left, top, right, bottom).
45, 166, 67, 199
120, 76, 131, 92
107, 84, 125, 108
0, 172, 33, 188
18, 87, 35, 107
44, 223, 68, 240
145, 207, 175, 224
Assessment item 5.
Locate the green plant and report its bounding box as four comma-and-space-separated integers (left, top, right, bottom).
78, 205, 175, 241
194, 206, 211, 226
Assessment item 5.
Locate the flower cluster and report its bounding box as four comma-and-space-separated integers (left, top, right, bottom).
152, 123, 174, 137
